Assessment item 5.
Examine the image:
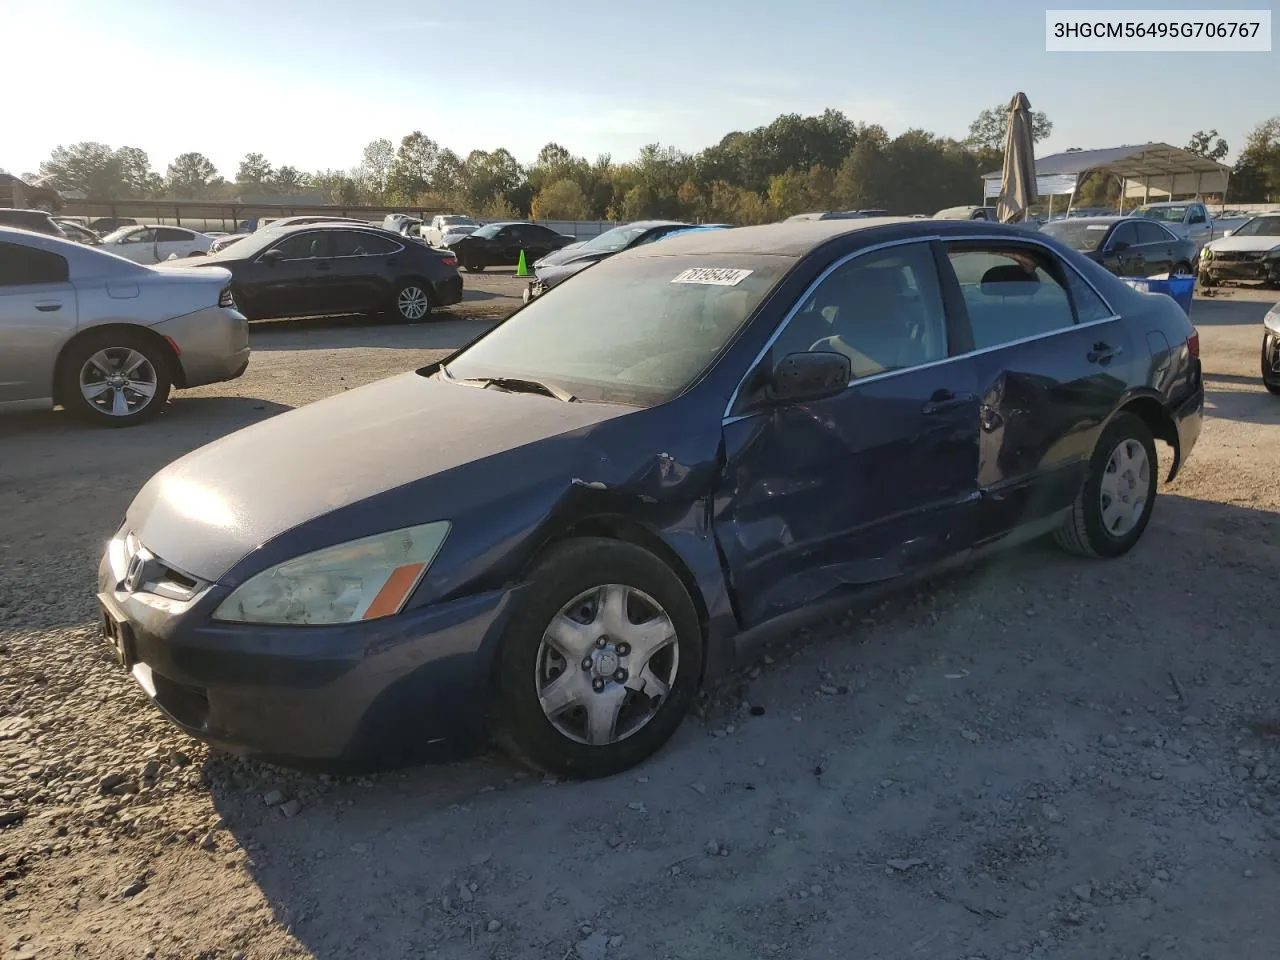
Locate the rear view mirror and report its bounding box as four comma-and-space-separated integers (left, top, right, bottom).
770, 351, 850, 403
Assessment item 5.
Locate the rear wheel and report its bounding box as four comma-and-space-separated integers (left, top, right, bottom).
490, 538, 702, 779
1054, 413, 1157, 559
1171, 261, 1192, 276
60, 330, 172, 426
392, 280, 432, 322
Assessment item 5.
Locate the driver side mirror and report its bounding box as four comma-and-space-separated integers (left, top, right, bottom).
260, 248, 284, 265
769, 351, 850, 403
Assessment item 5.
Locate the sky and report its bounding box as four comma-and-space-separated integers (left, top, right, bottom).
3, 0, 1276, 180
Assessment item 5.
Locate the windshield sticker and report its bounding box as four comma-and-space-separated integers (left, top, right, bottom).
671, 267, 753, 286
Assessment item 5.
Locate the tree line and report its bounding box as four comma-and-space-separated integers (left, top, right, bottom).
17, 107, 1280, 223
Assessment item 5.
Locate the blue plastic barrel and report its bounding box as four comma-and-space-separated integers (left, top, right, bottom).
1119, 274, 1195, 316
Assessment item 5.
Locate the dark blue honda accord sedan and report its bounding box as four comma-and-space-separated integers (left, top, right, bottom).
98, 218, 1204, 778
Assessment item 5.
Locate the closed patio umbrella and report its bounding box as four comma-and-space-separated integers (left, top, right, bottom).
996, 92, 1038, 224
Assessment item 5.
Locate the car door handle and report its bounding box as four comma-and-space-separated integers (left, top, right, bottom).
922, 390, 977, 415
35, 301, 62, 312
1087, 342, 1123, 364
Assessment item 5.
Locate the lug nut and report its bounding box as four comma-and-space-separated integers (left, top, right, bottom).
616, 642, 631, 656
596, 637, 607, 648
614, 668, 627, 682
581, 657, 593, 671
592, 678, 606, 692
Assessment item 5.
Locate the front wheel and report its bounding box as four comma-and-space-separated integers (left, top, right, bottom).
391, 280, 432, 322
1054, 412, 1157, 558
490, 538, 703, 779
60, 331, 173, 426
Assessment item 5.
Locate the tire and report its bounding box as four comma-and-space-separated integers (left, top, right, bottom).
1262, 340, 1280, 394
490, 538, 703, 779
1265, 381, 1280, 396
1198, 274, 1217, 288
391, 279, 432, 322
60, 330, 173, 427
1171, 261, 1192, 277
1054, 412, 1158, 559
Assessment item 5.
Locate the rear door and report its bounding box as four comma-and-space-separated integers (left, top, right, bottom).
714, 240, 982, 627
320, 230, 403, 312
941, 240, 1133, 543
1134, 221, 1174, 275
0, 242, 77, 402
110, 227, 158, 263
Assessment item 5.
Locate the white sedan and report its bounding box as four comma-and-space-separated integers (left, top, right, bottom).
100, 224, 214, 264
0, 227, 249, 426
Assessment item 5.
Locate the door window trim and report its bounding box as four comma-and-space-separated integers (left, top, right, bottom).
330, 231, 405, 259
723, 232, 1119, 423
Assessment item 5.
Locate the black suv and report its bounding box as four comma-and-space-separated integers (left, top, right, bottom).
0, 208, 67, 237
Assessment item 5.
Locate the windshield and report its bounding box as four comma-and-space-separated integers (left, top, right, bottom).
1135, 205, 1187, 223
470, 223, 504, 239
581, 224, 657, 254
442, 254, 790, 406
1040, 220, 1113, 252
1231, 216, 1280, 238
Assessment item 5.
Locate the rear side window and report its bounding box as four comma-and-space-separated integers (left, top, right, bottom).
332, 231, 399, 256
1063, 266, 1114, 323
1135, 222, 1169, 245
155, 227, 193, 242
0, 242, 70, 286
946, 247, 1076, 350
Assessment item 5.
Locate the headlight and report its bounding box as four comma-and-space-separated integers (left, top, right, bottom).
1265, 304, 1280, 335
1201, 248, 1213, 261
212, 521, 450, 625
1266, 247, 1280, 260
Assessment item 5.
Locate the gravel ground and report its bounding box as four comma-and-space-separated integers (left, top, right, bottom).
2, 280, 1278, 960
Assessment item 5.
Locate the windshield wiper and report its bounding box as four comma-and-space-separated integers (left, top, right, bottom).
455, 376, 577, 402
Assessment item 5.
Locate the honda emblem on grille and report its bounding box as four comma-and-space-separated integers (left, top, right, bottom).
122, 545, 153, 593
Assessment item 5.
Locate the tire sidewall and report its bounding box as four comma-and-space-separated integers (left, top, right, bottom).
61, 332, 172, 426
492, 539, 703, 779
1079, 413, 1158, 557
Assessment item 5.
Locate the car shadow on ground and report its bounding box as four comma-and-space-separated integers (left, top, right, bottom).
247, 316, 499, 353
1203, 382, 1280, 425
200, 491, 1280, 960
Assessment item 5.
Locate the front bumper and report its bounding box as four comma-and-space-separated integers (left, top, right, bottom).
1201, 258, 1280, 282
97, 533, 518, 769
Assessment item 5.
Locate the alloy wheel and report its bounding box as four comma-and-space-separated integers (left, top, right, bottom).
78, 348, 159, 418
534, 583, 679, 746
397, 285, 430, 320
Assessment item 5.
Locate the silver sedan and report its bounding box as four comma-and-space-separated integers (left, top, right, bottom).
0, 226, 250, 426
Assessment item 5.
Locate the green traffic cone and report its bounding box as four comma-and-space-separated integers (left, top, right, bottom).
516, 249, 530, 277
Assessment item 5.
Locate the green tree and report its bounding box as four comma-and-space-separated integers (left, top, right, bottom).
272, 166, 308, 192
236, 152, 274, 186
966, 102, 1053, 150
113, 146, 160, 197
38, 142, 121, 198
531, 178, 590, 219
309, 168, 360, 204
1186, 129, 1229, 162
165, 152, 220, 197
1231, 117, 1280, 201
358, 138, 395, 200
386, 131, 441, 201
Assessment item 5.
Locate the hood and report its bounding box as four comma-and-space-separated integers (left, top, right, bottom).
1206, 234, 1280, 253
126, 372, 629, 581
536, 258, 599, 287
535, 242, 588, 266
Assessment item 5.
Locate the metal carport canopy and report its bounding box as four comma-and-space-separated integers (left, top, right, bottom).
981, 142, 1231, 200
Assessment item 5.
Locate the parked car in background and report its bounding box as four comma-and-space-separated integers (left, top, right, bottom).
424, 214, 480, 247
100, 225, 213, 264
447, 221, 575, 272
164, 222, 462, 322
0, 227, 248, 426
786, 210, 888, 221
438, 224, 479, 248
1198, 215, 1280, 287
1132, 201, 1218, 257
1262, 301, 1280, 395
0, 208, 67, 237
523, 221, 728, 302
54, 219, 103, 245
383, 213, 424, 237
934, 206, 1000, 221
1039, 217, 1197, 278
96, 218, 1203, 777
89, 217, 137, 235
210, 234, 249, 254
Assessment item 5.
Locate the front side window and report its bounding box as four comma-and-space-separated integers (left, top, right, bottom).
946, 246, 1076, 350
268, 232, 327, 260
770, 242, 948, 379
1188, 205, 1207, 225
0, 242, 70, 286
443, 254, 790, 406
